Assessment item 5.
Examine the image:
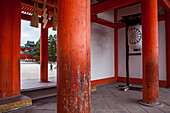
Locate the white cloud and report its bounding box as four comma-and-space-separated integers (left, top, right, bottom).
21, 20, 57, 46
49, 27, 57, 36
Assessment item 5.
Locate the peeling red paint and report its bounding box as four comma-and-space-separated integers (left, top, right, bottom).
166, 12, 170, 87
0, 0, 21, 99
141, 0, 159, 104
40, 25, 48, 82
57, 0, 91, 112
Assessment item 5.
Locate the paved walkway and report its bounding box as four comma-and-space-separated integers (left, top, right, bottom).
21, 62, 57, 90
9, 82, 170, 113
21, 77, 56, 91
21, 62, 57, 80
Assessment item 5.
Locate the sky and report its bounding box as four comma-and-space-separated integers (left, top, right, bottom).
21, 20, 57, 46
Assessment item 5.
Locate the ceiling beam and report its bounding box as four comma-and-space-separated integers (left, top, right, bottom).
158, 14, 165, 21
96, 0, 108, 3
91, 14, 165, 29
21, 13, 53, 28
91, 15, 126, 28
21, 0, 55, 8
46, 20, 53, 28
46, 15, 125, 29
91, 16, 116, 28
21, 13, 42, 23
21, 0, 43, 8
159, 0, 170, 12
91, 0, 141, 15
36, 0, 55, 7
21, 0, 56, 14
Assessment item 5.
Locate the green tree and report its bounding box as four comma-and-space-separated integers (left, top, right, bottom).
48, 34, 57, 61
34, 38, 40, 61
33, 34, 57, 62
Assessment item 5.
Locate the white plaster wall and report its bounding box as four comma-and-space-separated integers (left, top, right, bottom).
158, 21, 166, 80
118, 4, 142, 78
91, 10, 115, 80
118, 27, 143, 78
98, 10, 115, 23
118, 28, 126, 77
91, 0, 98, 5
117, 4, 167, 80
117, 4, 141, 21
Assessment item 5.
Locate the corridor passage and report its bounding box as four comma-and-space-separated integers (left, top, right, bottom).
9, 82, 170, 113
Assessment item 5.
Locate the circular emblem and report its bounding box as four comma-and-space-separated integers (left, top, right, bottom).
128, 28, 142, 44
128, 25, 142, 49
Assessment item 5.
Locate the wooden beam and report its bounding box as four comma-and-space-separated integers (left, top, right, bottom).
114, 9, 118, 81
91, 14, 165, 29
96, 0, 108, 2
166, 12, 170, 87
22, 0, 55, 8
21, 0, 56, 14
91, 16, 116, 28
21, 0, 43, 8
21, 12, 164, 29
37, 0, 55, 7
91, 15, 125, 28
91, 0, 141, 15
46, 20, 53, 28
159, 0, 170, 12
21, 13, 42, 23
117, 23, 126, 28
45, 15, 125, 29
158, 14, 165, 21
21, 13, 53, 29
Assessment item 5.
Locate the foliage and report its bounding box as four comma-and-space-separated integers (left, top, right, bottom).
33, 34, 57, 61
48, 34, 57, 61
34, 38, 40, 61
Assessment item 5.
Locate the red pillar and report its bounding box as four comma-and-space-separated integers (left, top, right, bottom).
40, 24, 48, 82
12, 0, 21, 96
141, 0, 159, 104
57, 0, 91, 112
166, 12, 170, 87
0, 0, 21, 98
114, 9, 118, 79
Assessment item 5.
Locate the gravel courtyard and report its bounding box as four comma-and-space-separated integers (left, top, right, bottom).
21, 62, 57, 80
20, 62, 57, 90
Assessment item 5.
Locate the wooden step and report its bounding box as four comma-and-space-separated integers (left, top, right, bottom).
21, 86, 56, 100
21, 85, 96, 100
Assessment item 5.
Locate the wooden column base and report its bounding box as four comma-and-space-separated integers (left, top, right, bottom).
138, 100, 164, 108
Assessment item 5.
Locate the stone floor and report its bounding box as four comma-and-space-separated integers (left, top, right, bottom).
21, 62, 57, 80
21, 77, 56, 91
7, 82, 170, 113
20, 62, 57, 90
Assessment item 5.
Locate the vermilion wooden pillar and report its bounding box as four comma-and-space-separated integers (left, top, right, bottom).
12, 0, 21, 96
166, 12, 170, 87
57, 0, 91, 112
0, 0, 21, 98
114, 9, 118, 79
40, 24, 48, 82
141, 0, 159, 104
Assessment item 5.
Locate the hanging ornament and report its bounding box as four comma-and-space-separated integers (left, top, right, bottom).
53, 0, 57, 31
31, 0, 39, 28
128, 24, 142, 49
42, 0, 48, 29
42, 0, 47, 10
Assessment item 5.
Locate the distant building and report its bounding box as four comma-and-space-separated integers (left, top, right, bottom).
20, 41, 36, 62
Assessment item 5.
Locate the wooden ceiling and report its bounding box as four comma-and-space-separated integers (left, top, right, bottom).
21, 0, 56, 18
21, 0, 170, 17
